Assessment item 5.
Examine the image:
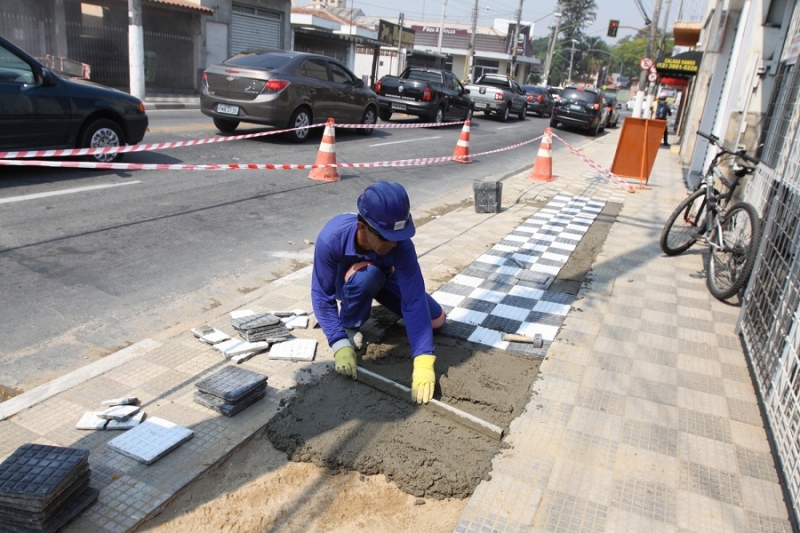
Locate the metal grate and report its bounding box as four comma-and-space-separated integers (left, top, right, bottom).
0, 13, 195, 91
739, 14, 800, 522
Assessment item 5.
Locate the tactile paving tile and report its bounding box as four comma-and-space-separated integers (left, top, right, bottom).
268, 338, 317, 361
0, 444, 90, 510
0, 475, 89, 525
230, 312, 281, 330
106, 411, 146, 430
0, 486, 98, 533
213, 339, 270, 358
76, 412, 108, 431
107, 417, 193, 465
194, 365, 268, 402
432, 193, 599, 356
193, 386, 267, 417
191, 326, 231, 344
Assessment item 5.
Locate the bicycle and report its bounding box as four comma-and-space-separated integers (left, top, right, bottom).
659, 131, 762, 300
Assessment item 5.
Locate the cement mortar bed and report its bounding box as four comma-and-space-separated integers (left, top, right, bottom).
265, 319, 541, 499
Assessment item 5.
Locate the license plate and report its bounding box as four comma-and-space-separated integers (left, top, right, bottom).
569, 104, 583, 111
391, 102, 406, 111
474, 103, 486, 109
217, 104, 239, 115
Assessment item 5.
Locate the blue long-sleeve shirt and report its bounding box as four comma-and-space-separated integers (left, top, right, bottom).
311, 213, 434, 358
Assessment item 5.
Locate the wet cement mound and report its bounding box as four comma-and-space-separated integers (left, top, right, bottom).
266, 320, 541, 499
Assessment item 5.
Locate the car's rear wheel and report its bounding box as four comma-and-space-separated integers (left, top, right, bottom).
464, 106, 473, 121
500, 105, 510, 122
213, 118, 239, 133
378, 109, 392, 121
429, 106, 444, 125
549, 118, 558, 128
518, 106, 526, 120
286, 107, 312, 143
358, 106, 376, 135
81, 119, 125, 163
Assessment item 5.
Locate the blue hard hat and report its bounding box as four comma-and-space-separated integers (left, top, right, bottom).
357, 181, 415, 241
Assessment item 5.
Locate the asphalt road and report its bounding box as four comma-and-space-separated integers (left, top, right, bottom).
0, 108, 605, 393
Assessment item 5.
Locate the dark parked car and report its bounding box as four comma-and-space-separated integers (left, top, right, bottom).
605, 96, 620, 128
375, 67, 473, 123
201, 50, 378, 142
549, 86, 609, 136
521, 85, 554, 117
0, 35, 148, 162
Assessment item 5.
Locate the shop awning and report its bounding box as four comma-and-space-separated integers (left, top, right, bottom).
145, 0, 214, 15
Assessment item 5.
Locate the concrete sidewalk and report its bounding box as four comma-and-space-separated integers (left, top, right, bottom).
0, 125, 792, 532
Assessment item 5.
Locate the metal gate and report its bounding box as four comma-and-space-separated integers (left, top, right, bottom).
739, 14, 800, 524
231, 4, 281, 55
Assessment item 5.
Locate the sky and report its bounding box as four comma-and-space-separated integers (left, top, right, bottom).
299, 0, 690, 44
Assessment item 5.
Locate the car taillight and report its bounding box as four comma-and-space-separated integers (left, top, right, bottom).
423, 87, 432, 101
202, 72, 208, 89
527, 95, 533, 102
494, 93, 503, 101
537, 95, 543, 103
264, 79, 290, 93
592, 103, 600, 109
375, 80, 382, 93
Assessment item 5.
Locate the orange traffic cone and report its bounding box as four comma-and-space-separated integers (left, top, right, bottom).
529, 127, 554, 181
308, 118, 340, 182
452, 119, 472, 164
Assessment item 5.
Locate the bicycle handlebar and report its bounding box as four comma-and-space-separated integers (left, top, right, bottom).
697, 130, 760, 165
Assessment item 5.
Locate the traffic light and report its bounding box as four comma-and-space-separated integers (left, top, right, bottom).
607, 19, 619, 38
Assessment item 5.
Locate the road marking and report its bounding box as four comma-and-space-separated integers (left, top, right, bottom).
0, 181, 140, 204
147, 124, 218, 133
498, 125, 522, 130
370, 136, 441, 147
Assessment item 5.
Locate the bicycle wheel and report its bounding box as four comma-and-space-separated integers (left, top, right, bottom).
660, 188, 709, 256
706, 202, 761, 300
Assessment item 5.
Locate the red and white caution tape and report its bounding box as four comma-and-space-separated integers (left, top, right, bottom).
0, 120, 466, 160
0, 134, 540, 171
550, 132, 635, 193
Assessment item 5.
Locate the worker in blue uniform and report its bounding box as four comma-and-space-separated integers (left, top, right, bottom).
311, 181, 446, 404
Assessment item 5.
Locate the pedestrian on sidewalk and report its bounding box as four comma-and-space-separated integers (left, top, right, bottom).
654, 93, 672, 146
311, 181, 446, 404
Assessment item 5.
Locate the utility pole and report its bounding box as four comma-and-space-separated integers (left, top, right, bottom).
567, 39, 578, 85
509, 0, 523, 81
437, 0, 447, 67
128, 0, 145, 99
657, 0, 673, 57
397, 12, 405, 76
542, 12, 562, 87
464, 0, 479, 82
634, 0, 663, 118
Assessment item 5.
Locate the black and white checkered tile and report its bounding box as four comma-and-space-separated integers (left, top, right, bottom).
433, 193, 605, 357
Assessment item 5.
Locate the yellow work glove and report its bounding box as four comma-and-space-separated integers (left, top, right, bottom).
334, 345, 357, 379
411, 355, 436, 404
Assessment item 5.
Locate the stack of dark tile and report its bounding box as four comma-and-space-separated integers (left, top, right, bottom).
193, 366, 267, 417
0, 444, 99, 533
231, 312, 291, 343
